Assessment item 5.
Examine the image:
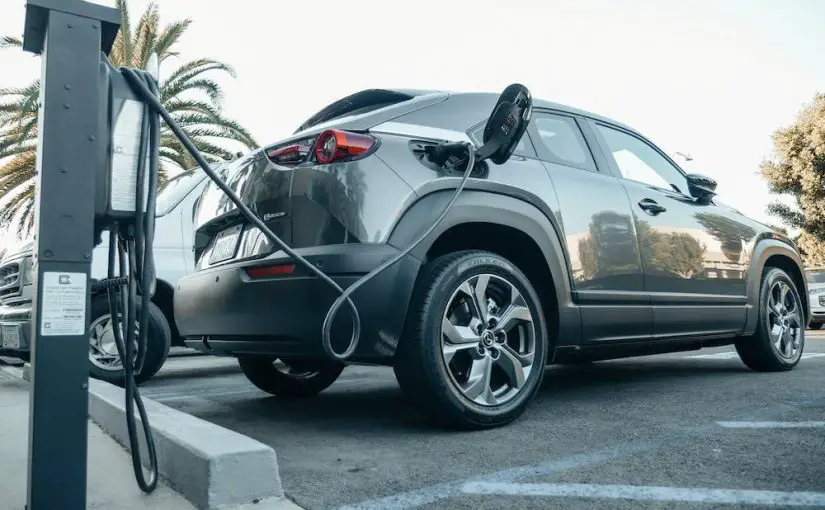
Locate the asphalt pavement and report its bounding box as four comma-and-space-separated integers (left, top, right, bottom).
141, 334, 825, 510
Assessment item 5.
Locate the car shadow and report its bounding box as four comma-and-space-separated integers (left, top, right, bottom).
194, 357, 752, 436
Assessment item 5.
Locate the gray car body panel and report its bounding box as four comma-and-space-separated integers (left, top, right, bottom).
175, 90, 808, 362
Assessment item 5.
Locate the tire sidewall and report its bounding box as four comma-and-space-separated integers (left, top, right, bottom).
87, 293, 171, 385
421, 252, 549, 423
757, 268, 805, 368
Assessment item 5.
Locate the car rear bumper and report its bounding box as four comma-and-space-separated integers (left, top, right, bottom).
810, 308, 825, 323
0, 303, 32, 357
174, 243, 422, 363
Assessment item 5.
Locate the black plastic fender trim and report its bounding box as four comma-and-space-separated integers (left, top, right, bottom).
742, 237, 809, 335
387, 188, 582, 347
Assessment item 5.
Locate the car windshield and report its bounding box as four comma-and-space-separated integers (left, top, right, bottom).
155, 169, 205, 216
806, 270, 825, 284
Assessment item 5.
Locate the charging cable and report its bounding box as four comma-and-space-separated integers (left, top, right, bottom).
120, 66, 478, 364
95, 67, 161, 493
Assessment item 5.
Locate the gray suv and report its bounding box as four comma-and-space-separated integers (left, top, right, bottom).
174, 89, 810, 429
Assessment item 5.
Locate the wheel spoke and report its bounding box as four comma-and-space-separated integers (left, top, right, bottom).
495, 344, 532, 390
462, 355, 494, 405
473, 275, 491, 324
493, 304, 532, 334
779, 282, 790, 308
442, 317, 480, 345
443, 342, 480, 364
457, 281, 485, 322
788, 311, 802, 329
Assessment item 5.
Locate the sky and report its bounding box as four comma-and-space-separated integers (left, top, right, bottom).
1, 0, 824, 253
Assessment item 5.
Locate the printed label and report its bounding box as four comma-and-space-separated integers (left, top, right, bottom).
40, 272, 87, 336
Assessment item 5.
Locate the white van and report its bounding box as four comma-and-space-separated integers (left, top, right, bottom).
0, 164, 219, 385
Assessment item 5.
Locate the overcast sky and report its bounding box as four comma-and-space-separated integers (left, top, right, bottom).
1, 0, 824, 252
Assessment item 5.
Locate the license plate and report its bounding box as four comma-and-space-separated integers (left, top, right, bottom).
2, 325, 20, 349
209, 224, 243, 264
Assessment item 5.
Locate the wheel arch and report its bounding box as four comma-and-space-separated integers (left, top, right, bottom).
89, 277, 180, 346
743, 237, 809, 334
387, 188, 581, 350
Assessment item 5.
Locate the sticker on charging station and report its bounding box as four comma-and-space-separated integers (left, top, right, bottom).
40, 272, 87, 336
110, 98, 149, 213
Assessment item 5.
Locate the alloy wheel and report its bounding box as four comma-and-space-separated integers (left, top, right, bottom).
89, 314, 139, 371
440, 273, 536, 406
766, 280, 803, 361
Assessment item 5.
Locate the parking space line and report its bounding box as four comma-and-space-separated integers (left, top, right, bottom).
717, 421, 825, 429
337, 392, 825, 510
687, 352, 825, 360
461, 482, 825, 507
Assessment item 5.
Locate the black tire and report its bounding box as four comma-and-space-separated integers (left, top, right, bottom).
735, 267, 805, 372
394, 250, 549, 430
238, 356, 345, 398
808, 322, 823, 330
88, 293, 172, 386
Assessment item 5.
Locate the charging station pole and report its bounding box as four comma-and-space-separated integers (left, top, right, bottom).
21, 1, 119, 508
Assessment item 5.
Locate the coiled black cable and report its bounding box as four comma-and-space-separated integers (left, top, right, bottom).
105, 67, 161, 493
119, 67, 476, 364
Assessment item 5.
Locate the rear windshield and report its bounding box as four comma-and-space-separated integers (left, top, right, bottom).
293, 89, 420, 134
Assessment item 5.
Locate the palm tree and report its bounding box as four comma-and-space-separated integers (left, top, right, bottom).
0, 0, 257, 237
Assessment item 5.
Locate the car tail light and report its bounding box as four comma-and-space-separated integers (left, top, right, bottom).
246, 263, 296, 279
266, 138, 314, 166
313, 130, 378, 165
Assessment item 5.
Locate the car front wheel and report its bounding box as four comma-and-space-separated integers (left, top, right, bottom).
735, 267, 805, 372
394, 250, 549, 430
238, 356, 345, 398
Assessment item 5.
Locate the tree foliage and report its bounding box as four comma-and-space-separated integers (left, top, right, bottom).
761, 93, 825, 264
0, 0, 258, 238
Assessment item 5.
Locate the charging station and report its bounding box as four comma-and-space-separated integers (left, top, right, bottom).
22, 1, 120, 508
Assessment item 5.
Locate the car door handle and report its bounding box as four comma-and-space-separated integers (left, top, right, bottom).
638, 198, 666, 215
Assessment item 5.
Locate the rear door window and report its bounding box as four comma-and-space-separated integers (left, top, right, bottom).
530, 112, 597, 171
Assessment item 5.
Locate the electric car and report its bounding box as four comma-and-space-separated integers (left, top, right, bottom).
0, 163, 222, 385
174, 88, 810, 429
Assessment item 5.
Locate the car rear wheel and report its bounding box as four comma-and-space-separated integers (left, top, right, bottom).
735, 267, 805, 372
808, 322, 823, 330
394, 250, 549, 430
238, 356, 345, 398
88, 294, 172, 386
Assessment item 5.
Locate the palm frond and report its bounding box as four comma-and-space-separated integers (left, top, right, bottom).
0, 183, 35, 238
161, 59, 235, 98
172, 112, 257, 148
165, 78, 224, 105
0, 36, 22, 49
110, 0, 133, 66
131, 2, 160, 68
163, 98, 223, 119
154, 19, 191, 62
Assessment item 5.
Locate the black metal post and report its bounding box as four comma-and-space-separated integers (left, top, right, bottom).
21, 1, 119, 509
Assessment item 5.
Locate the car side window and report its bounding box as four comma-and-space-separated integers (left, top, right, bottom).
595, 124, 687, 194
530, 112, 596, 171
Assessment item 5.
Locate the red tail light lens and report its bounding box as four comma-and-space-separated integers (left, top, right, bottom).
246, 264, 296, 279
314, 130, 377, 165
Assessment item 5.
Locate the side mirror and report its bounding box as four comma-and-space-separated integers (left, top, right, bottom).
477, 83, 533, 165
686, 173, 717, 204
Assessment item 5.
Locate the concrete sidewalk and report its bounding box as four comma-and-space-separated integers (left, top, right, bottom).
0, 375, 196, 510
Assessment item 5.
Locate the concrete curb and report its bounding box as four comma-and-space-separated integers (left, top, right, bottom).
1, 363, 298, 509
87, 378, 286, 509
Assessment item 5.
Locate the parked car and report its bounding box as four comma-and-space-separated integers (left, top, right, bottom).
0, 164, 220, 384
174, 88, 810, 429
805, 266, 825, 329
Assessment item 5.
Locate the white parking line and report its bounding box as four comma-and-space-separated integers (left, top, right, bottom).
687, 352, 825, 360
461, 482, 825, 507
717, 421, 825, 429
